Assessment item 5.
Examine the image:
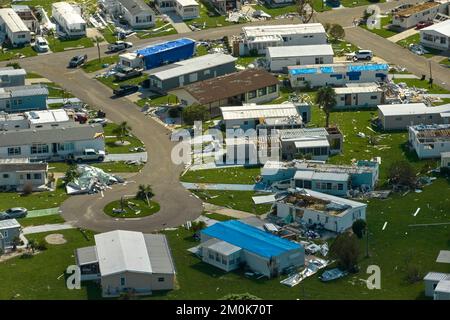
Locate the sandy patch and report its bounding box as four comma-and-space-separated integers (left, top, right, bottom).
45, 234, 67, 245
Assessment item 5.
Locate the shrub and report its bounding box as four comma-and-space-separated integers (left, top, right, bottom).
36, 241, 47, 251
405, 264, 422, 284
22, 182, 33, 196
20, 252, 34, 259
352, 219, 367, 239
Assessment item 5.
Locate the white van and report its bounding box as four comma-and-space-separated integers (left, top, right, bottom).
35, 37, 49, 52
352, 50, 373, 61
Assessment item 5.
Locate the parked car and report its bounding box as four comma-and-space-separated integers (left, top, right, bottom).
88, 118, 108, 126
34, 36, 49, 52
114, 67, 142, 81
69, 54, 88, 68
107, 41, 133, 53
416, 21, 433, 30
67, 149, 106, 163
347, 49, 373, 61
113, 84, 139, 97
0, 207, 28, 220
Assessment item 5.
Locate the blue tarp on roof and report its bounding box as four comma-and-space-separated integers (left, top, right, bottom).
320, 66, 334, 73
201, 220, 302, 258
289, 68, 317, 75
135, 38, 195, 70
347, 64, 388, 72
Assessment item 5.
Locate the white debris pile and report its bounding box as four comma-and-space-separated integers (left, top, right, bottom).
66, 165, 123, 195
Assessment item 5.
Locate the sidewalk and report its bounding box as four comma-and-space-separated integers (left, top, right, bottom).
23, 223, 75, 235
165, 12, 191, 34
387, 28, 418, 43
105, 152, 147, 162
203, 203, 255, 219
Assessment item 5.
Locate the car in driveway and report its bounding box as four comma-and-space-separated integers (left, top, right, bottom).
0, 207, 28, 220
88, 118, 108, 126
347, 49, 373, 61
416, 21, 433, 30
34, 36, 49, 52
69, 54, 88, 68
114, 67, 142, 81
107, 41, 133, 53
113, 84, 139, 97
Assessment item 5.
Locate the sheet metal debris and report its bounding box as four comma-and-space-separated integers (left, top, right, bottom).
66, 165, 123, 195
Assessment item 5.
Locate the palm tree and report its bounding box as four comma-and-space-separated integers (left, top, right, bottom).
315, 86, 337, 127
93, 36, 104, 63
136, 184, 154, 205
112, 121, 131, 143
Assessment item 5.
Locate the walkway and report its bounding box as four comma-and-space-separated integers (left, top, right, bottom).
26, 207, 60, 218
387, 28, 418, 43
47, 97, 81, 104
104, 152, 148, 162
181, 182, 270, 191
203, 203, 255, 219
23, 223, 75, 235
165, 12, 191, 34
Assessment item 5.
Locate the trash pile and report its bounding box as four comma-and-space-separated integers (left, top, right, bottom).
382, 81, 435, 104
66, 165, 124, 195
280, 257, 330, 287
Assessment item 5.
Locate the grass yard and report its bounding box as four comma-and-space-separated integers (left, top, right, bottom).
44, 82, 75, 98
104, 198, 160, 218
181, 166, 261, 184
202, 212, 236, 221
330, 39, 359, 57
135, 19, 178, 39
0, 45, 37, 62
100, 25, 118, 44
135, 94, 179, 108
18, 214, 66, 228
254, 0, 331, 15
82, 55, 119, 73
192, 190, 272, 215
103, 122, 145, 154
48, 161, 144, 173
392, 78, 450, 94
339, 0, 385, 7
360, 15, 397, 38
47, 36, 94, 53
0, 180, 68, 212
97, 74, 148, 90
439, 58, 450, 67
0, 228, 101, 300
26, 72, 44, 79
185, 0, 233, 30
236, 55, 263, 67
8, 0, 98, 14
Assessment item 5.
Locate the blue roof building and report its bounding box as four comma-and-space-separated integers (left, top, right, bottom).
199, 220, 304, 277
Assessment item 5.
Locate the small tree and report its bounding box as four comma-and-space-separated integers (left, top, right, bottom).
64, 165, 79, 184
221, 293, 261, 300
93, 36, 104, 63
352, 219, 367, 239
330, 233, 360, 272
136, 184, 154, 205
113, 121, 132, 143
316, 86, 336, 127
12, 236, 21, 251
388, 161, 416, 188
28, 239, 36, 253
182, 104, 210, 125
328, 24, 345, 42
191, 221, 207, 236
405, 264, 422, 284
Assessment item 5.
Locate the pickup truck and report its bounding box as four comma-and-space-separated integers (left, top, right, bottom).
113, 84, 139, 97
114, 67, 142, 81
67, 149, 106, 163
107, 41, 133, 53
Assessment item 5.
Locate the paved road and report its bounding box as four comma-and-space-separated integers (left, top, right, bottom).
7, 0, 450, 233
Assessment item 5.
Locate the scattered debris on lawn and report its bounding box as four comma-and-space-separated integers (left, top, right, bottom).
66, 165, 123, 195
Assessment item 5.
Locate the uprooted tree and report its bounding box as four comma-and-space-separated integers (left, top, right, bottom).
182, 104, 210, 125
388, 161, 417, 189
328, 24, 345, 42
330, 233, 360, 272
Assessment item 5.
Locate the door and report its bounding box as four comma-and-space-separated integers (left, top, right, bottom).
52, 143, 58, 154
344, 94, 351, 106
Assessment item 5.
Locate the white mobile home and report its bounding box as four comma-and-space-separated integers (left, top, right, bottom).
0, 219, 21, 253
441, 151, 450, 168
0, 8, 31, 47
377, 103, 450, 131
409, 124, 450, 159
241, 23, 327, 55
334, 83, 383, 109
116, 0, 155, 28
175, 0, 200, 20
275, 188, 367, 233
289, 63, 389, 88
0, 158, 48, 191
52, 2, 86, 38
266, 44, 334, 73
420, 19, 450, 51
392, 2, 441, 29
0, 67, 26, 87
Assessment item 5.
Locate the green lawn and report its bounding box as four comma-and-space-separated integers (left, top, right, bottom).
8, 0, 98, 14
104, 198, 160, 218
48, 161, 144, 173
330, 39, 359, 57
236, 55, 263, 67
100, 25, 118, 44
26, 72, 44, 79
439, 58, 450, 67
44, 82, 75, 98
181, 166, 261, 184
392, 78, 450, 94
103, 122, 145, 154
135, 94, 179, 108
202, 212, 236, 221
255, 0, 331, 15
135, 19, 178, 39
361, 15, 397, 38
47, 36, 94, 53
340, 0, 385, 7
192, 190, 272, 215
82, 55, 119, 73
97, 74, 148, 90
0, 181, 68, 212
0, 229, 101, 300
185, 0, 234, 30
18, 214, 66, 228
0, 45, 37, 62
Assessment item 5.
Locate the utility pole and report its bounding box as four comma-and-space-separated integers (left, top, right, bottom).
428, 60, 433, 88
365, 224, 369, 258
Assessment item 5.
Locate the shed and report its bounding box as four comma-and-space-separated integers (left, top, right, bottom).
424, 272, 450, 297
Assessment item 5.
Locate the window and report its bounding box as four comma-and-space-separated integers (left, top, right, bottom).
7, 147, 21, 156
257, 87, 267, 96
315, 57, 324, 64
2, 174, 9, 179
31, 144, 49, 154
370, 95, 378, 99
158, 277, 165, 282
208, 250, 214, 260
395, 117, 402, 121
325, 217, 329, 223
57, 143, 74, 152
243, 121, 249, 125
120, 277, 125, 286
248, 90, 257, 99
423, 34, 433, 42
337, 183, 343, 190
326, 183, 332, 190
296, 77, 305, 82
189, 73, 198, 82
34, 173, 42, 180
317, 214, 320, 221
204, 69, 210, 76
268, 85, 277, 94
4, 230, 8, 238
